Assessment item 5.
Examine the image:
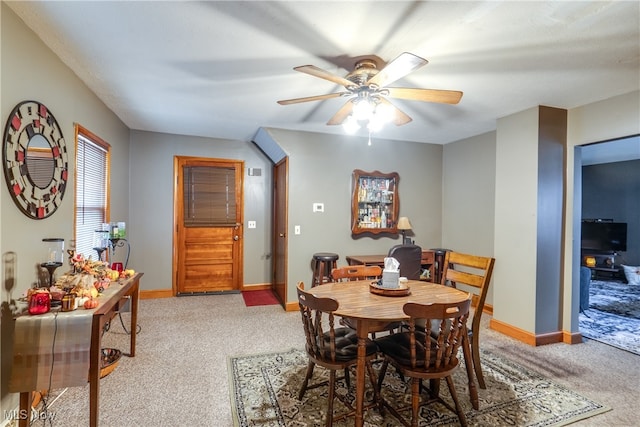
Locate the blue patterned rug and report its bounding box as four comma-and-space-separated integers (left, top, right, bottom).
579, 280, 640, 355
588, 279, 640, 318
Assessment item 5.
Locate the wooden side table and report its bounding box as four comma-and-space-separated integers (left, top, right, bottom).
12, 273, 143, 427
346, 250, 437, 281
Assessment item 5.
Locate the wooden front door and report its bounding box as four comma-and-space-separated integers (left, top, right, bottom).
272, 157, 288, 305
174, 156, 243, 294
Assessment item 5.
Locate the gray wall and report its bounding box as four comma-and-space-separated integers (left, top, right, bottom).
442, 131, 496, 304
128, 130, 273, 290
2, 1, 640, 420
493, 107, 541, 332
445, 94, 640, 337
582, 159, 640, 265
1, 3, 131, 417
564, 91, 640, 332
262, 128, 443, 303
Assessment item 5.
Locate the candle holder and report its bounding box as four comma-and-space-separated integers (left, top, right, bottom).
93, 227, 110, 261
41, 238, 64, 286
108, 237, 130, 270
93, 222, 130, 269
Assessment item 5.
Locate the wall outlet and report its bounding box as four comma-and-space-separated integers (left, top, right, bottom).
294, 225, 301, 235
248, 221, 256, 229
313, 203, 324, 213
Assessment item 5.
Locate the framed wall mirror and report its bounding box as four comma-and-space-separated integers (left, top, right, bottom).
2, 100, 68, 219
351, 169, 399, 235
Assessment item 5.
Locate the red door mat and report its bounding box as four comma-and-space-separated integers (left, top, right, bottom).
242, 289, 280, 307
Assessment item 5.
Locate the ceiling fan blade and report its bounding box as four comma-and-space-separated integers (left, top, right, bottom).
294, 65, 355, 88
386, 87, 463, 104
277, 92, 345, 105
379, 97, 412, 126
366, 52, 428, 88
326, 100, 354, 125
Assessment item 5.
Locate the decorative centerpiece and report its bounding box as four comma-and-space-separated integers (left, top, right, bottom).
50, 251, 133, 309
27, 249, 136, 313
50, 252, 107, 307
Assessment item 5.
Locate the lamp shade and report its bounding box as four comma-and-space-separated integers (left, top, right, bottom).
397, 217, 412, 230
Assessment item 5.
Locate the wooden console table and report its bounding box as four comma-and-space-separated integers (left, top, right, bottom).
11, 273, 143, 427
346, 250, 437, 281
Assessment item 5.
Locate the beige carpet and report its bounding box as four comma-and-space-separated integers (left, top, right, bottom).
33, 294, 638, 426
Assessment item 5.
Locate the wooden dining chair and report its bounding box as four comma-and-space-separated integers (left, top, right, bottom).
439, 251, 495, 390
296, 282, 381, 426
331, 265, 399, 338
375, 297, 472, 427
331, 264, 382, 282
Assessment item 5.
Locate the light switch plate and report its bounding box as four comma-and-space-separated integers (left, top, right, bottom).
294, 225, 301, 235
248, 221, 256, 229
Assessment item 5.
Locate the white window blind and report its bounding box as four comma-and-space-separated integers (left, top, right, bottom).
75, 130, 109, 259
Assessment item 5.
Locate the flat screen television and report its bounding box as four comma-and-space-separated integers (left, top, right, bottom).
581, 221, 627, 252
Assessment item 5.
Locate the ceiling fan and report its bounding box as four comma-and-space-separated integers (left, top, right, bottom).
277, 52, 463, 129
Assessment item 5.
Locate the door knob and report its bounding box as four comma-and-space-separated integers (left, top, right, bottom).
234, 235, 239, 241
279, 233, 285, 237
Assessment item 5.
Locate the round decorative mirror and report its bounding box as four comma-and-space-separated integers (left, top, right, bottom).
2, 100, 68, 219
25, 134, 56, 188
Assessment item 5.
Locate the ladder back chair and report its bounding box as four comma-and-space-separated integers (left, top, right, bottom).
296, 282, 381, 426
440, 251, 495, 390
331, 265, 399, 338
375, 297, 472, 427
331, 265, 382, 282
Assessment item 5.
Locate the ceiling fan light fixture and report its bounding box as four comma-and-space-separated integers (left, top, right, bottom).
374, 102, 395, 124
342, 115, 360, 134
352, 98, 375, 121
277, 52, 462, 140
344, 96, 395, 134
367, 118, 384, 133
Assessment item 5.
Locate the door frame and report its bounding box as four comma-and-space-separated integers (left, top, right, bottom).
272, 157, 288, 306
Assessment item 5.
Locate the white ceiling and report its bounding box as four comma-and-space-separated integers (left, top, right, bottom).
6, 1, 640, 145
582, 135, 640, 165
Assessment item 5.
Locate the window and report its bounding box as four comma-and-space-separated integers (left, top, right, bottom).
183, 166, 237, 226
74, 125, 110, 259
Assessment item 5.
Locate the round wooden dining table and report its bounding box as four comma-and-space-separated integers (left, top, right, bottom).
306, 279, 474, 427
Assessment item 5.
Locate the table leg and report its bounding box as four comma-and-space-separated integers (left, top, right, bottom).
89, 315, 103, 427
462, 333, 479, 410
354, 319, 369, 427
129, 281, 139, 356
18, 392, 31, 427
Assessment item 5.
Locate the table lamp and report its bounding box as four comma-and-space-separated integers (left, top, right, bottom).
397, 217, 412, 244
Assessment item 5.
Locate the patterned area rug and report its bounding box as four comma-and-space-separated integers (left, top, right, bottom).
579, 279, 640, 355
579, 309, 640, 355
229, 348, 609, 427
588, 280, 640, 319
